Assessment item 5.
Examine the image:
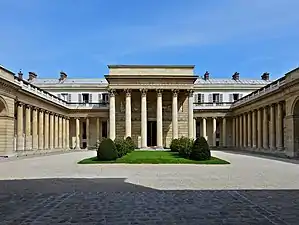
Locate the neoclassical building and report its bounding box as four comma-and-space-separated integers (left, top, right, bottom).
0, 64, 299, 158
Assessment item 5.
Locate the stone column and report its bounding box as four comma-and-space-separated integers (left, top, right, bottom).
75, 118, 80, 149
232, 117, 236, 146
247, 112, 251, 148
25, 105, 32, 150
257, 109, 262, 149
202, 117, 207, 140
125, 89, 132, 138
270, 104, 276, 150
243, 114, 247, 148
193, 118, 197, 140
44, 111, 49, 150
222, 117, 227, 147
59, 116, 63, 148
32, 107, 38, 150
54, 114, 59, 148
109, 89, 116, 140
86, 117, 89, 149
62, 117, 66, 149
156, 89, 163, 148
188, 90, 194, 139
66, 118, 70, 149
96, 118, 100, 142
141, 89, 147, 148
276, 102, 283, 150
38, 109, 44, 150
17, 102, 24, 151
172, 90, 178, 139
263, 107, 269, 149
49, 113, 54, 149
239, 115, 243, 147
236, 116, 239, 147
212, 117, 217, 146
252, 110, 257, 148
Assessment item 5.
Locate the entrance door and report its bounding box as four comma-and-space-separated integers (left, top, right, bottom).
147, 121, 157, 147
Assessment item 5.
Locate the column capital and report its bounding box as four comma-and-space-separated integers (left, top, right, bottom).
172, 89, 179, 97
140, 88, 147, 97
156, 89, 163, 97
16, 102, 24, 107
25, 104, 32, 109
39, 108, 45, 112
124, 89, 132, 97
108, 88, 116, 97
187, 90, 194, 97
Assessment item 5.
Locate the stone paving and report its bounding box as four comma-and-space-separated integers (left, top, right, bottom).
0, 150, 298, 224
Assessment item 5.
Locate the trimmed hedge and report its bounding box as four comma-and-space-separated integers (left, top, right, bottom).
97, 138, 118, 161
190, 137, 211, 160
114, 139, 129, 158
125, 136, 136, 152
177, 137, 194, 158
170, 139, 180, 152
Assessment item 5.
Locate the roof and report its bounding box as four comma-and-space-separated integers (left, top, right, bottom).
32, 78, 108, 85
195, 78, 271, 85
107, 65, 195, 69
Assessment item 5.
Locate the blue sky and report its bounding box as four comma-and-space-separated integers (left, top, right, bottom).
0, 0, 298, 80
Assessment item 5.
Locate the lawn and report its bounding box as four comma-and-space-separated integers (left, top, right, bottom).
78, 151, 230, 164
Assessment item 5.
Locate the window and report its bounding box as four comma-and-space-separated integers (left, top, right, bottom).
233, 93, 239, 101
82, 93, 89, 103
60, 93, 68, 101
196, 94, 204, 103
102, 93, 109, 102
213, 94, 220, 103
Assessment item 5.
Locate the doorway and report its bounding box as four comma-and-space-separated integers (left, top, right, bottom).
147, 121, 157, 147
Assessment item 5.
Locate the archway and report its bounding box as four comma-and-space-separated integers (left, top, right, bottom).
293, 100, 299, 157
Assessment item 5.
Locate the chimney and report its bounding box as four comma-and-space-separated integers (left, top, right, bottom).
232, 72, 240, 81
261, 72, 270, 81
28, 72, 37, 82
18, 70, 23, 80
203, 71, 210, 80
59, 71, 67, 82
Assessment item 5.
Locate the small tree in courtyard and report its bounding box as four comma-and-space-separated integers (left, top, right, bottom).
97, 138, 118, 161
190, 137, 211, 160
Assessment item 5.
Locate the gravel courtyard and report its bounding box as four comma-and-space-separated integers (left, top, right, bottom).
0, 150, 298, 224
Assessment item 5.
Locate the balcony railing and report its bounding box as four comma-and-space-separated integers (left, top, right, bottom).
67, 102, 109, 109
194, 102, 233, 109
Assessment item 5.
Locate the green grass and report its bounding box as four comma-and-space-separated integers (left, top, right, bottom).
78, 151, 230, 164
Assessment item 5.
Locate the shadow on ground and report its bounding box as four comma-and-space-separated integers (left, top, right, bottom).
0, 178, 298, 225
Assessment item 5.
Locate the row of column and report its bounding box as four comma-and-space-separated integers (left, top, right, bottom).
108, 89, 194, 147
16, 102, 70, 151
195, 117, 227, 146
232, 102, 284, 150
73, 117, 103, 149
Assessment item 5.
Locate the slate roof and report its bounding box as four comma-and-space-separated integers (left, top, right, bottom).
195, 78, 271, 85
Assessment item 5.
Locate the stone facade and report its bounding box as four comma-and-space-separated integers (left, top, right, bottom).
1, 64, 299, 158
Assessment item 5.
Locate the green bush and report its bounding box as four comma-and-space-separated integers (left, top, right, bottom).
97, 138, 118, 161
177, 137, 194, 158
125, 136, 136, 152
114, 139, 129, 158
170, 139, 180, 152
190, 137, 211, 160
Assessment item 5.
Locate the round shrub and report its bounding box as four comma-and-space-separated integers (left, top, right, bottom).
114, 139, 129, 158
170, 139, 180, 152
190, 137, 211, 161
97, 138, 118, 161
177, 137, 194, 158
125, 136, 136, 152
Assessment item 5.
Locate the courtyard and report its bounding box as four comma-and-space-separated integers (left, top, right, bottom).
0, 150, 299, 224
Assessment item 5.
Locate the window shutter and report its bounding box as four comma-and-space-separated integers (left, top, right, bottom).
98, 93, 102, 102
229, 94, 233, 102
57, 94, 61, 99
194, 94, 198, 103
89, 94, 92, 103
220, 94, 223, 102
68, 94, 71, 102
208, 94, 213, 102
201, 94, 204, 103
78, 94, 82, 103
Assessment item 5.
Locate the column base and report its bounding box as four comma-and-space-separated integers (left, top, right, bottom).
17, 136, 25, 151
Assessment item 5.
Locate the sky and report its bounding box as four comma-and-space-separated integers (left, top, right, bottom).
0, 0, 298, 80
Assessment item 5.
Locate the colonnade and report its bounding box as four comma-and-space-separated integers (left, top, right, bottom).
232, 101, 284, 150
195, 117, 227, 146
108, 89, 195, 148
16, 102, 70, 151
